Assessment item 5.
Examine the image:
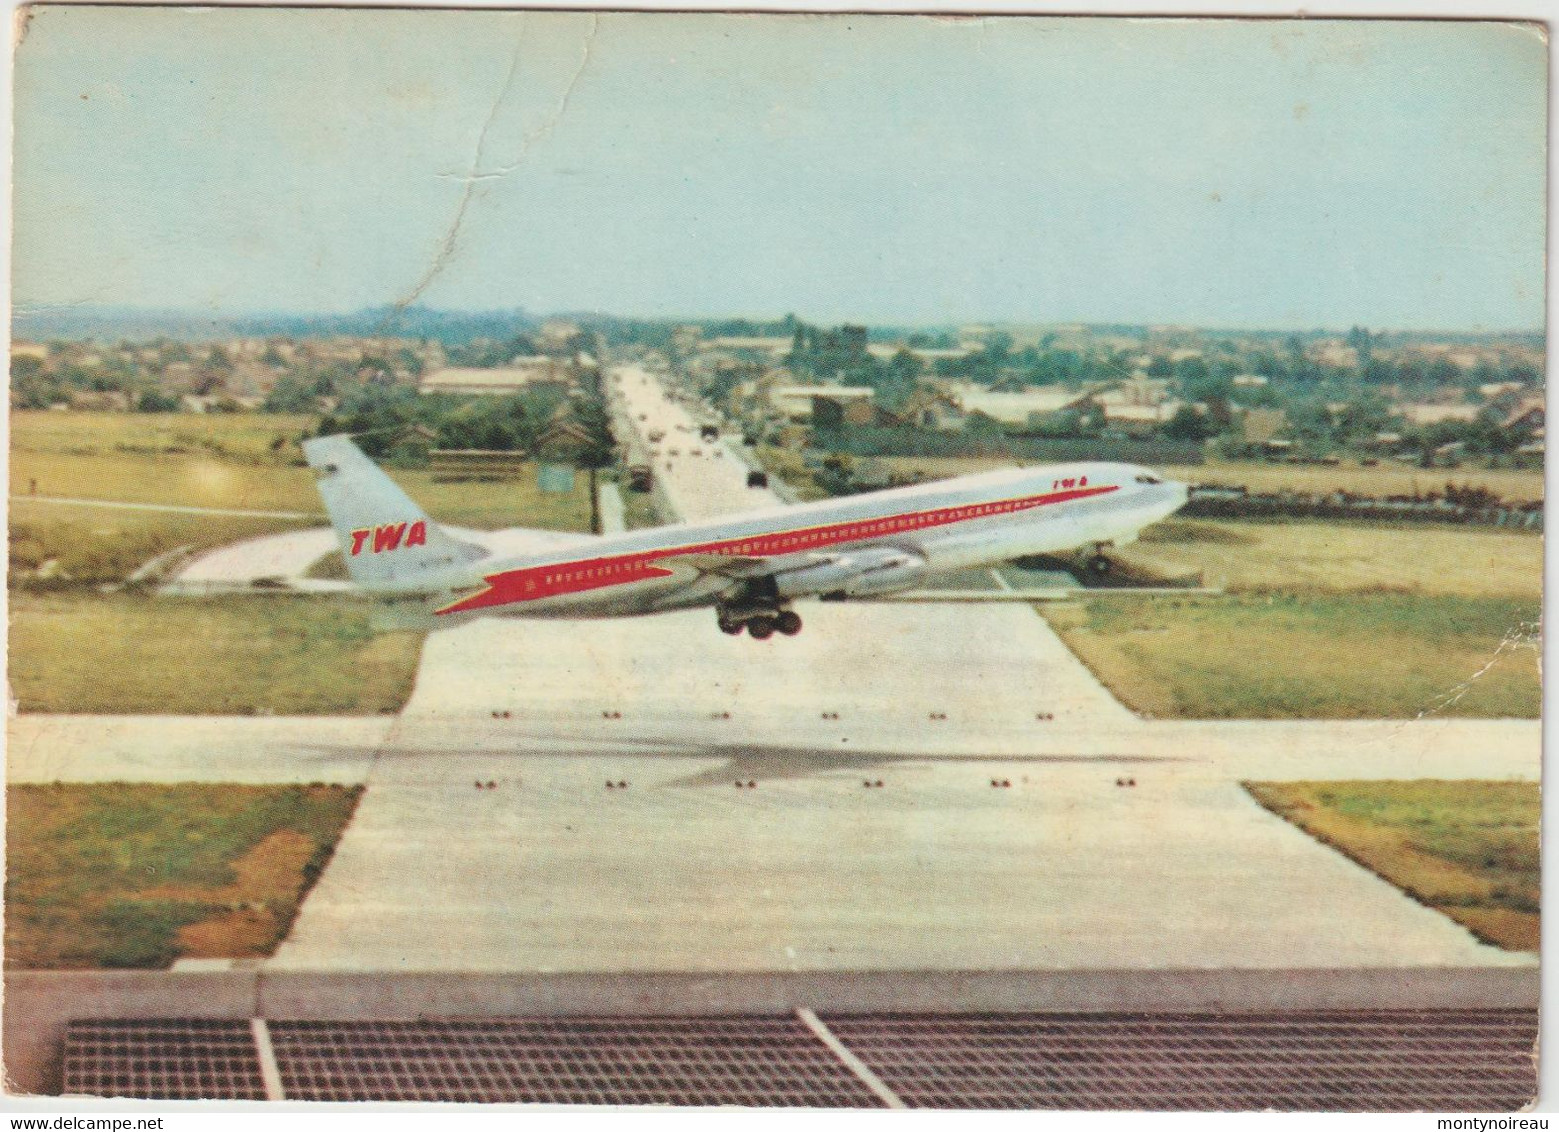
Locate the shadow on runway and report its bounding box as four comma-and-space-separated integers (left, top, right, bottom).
301, 729, 1185, 787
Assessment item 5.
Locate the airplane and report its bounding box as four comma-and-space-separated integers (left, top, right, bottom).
303, 433, 1189, 639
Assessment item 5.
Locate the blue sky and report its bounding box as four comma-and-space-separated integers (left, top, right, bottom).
11, 9, 1548, 330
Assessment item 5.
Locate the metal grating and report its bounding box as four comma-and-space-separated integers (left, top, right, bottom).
58, 1010, 1538, 1109
62, 1019, 268, 1101
267, 1016, 883, 1106
819, 1010, 1539, 1112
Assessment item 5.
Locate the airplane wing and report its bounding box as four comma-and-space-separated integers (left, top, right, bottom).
657, 546, 928, 598
653, 551, 781, 579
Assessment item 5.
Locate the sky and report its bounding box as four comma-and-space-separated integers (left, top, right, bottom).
10, 8, 1549, 331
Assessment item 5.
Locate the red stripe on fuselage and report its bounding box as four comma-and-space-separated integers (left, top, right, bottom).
436, 483, 1118, 616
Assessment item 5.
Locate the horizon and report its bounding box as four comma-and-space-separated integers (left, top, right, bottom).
13, 10, 1547, 333
10, 302, 1546, 342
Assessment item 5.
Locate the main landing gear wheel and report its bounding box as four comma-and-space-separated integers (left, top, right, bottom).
775, 610, 803, 636
748, 617, 777, 640
719, 620, 743, 635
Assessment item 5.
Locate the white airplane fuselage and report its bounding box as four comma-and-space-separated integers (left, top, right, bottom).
425, 461, 1188, 627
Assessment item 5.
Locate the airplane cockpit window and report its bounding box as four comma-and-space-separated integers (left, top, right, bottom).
1135, 473, 1163, 485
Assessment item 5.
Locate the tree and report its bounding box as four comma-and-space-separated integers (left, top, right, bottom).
262, 375, 318, 413
1161, 405, 1213, 442
136, 390, 182, 412
568, 397, 617, 534
1361, 357, 1394, 385
1175, 355, 1211, 386
1345, 325, 1374, 365
1427, 357, 1462, 388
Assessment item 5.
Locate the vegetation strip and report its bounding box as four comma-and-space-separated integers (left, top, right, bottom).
8, 592, 427, 715
5, 783, 363, 969
1044, 590, 1539, 720
1244, 780, 1538, 952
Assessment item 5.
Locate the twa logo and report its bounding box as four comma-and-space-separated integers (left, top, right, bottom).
349, 520, 428, 556
1051, 476, 1089, 490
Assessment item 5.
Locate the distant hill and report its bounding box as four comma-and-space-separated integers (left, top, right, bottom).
11, 305, 539, 346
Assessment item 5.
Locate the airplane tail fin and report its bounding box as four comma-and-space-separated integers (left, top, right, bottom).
301, 434, 484, 594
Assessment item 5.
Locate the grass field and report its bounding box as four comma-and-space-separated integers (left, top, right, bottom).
1245, 781, 1538, 952
8, 592, 426, 715
1045, 593, 1540, 719
11, 411, 594, 555
1129, 518, 1541, 599
9, 413, 596, 716
6, 782, 362, 968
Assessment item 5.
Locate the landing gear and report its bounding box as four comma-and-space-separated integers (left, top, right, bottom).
715, 600, 803, 640
1084, 542, 1114, 577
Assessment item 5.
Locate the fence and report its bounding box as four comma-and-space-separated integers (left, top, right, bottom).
810, 428, 1205, 465
1185, 488, 1544, 531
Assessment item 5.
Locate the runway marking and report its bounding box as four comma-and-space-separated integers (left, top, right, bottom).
250, 1017, 287, 1101
796, 1007, 905, 1109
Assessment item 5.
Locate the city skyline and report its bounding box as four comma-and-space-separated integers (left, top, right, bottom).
12, 10, 1548, 333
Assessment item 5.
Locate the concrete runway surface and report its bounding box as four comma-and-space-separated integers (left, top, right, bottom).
8, 361, 1539, 975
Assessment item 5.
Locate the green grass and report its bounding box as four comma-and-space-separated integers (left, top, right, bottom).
391, 466, 592, 531
1125, 517, 1541, 599
10, 412, 593, 587
620, 485, 664, 530
1245, 780, 1538, 951
8, 591, 426, 715
1044, 592, 1540, 719
8, 413, 598, 716
6, 782, 362, 968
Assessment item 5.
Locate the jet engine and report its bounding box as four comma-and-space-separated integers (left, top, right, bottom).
773, 547, 927, 599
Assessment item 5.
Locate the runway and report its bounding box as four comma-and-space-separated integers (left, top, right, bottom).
7, 361, 1539, 977
262, 363, 1538, 972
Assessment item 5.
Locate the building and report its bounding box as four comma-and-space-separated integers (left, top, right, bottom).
898, 387, 967, 431
708, 336, 794, 360
864, 343, 975, 363
420, 358, 575, 396
943, 382, 1099, 427
1501, 394, 1545, 436
768, 385, 876, 423
535, 320, 582, 352
1398, 403, 1482, 427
